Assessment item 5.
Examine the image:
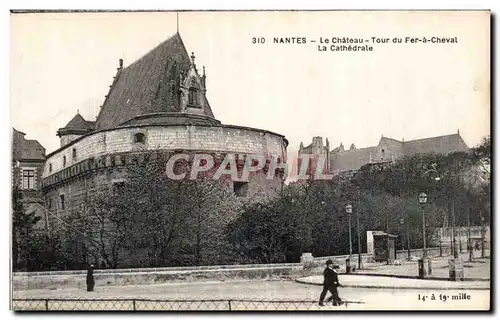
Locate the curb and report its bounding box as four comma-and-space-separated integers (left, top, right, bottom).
346, 272, 490, 282
294, 278, 490, 290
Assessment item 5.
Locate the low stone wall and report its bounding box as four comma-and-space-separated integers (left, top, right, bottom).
15, 249, 445, 291
13, 264, 303, 291
313, 254, 374, 267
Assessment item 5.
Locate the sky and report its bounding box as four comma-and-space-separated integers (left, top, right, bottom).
10, 11, 490, 156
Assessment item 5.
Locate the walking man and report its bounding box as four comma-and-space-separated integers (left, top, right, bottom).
319, 259, 342, 306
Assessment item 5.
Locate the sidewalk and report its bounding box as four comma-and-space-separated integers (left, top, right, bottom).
295, 274, 490, 290
354, 251, 490, 281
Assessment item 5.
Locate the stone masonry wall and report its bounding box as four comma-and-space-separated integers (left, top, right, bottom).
44, 125, 287, 178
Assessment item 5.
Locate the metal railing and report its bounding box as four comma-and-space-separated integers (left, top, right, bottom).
12, 298, 364, 311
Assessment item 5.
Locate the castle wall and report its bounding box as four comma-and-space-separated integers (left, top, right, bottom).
44, 125, 287, 178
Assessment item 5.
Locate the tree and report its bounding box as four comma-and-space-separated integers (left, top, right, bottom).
12, 186, 41, 271
73, 151, 241, 268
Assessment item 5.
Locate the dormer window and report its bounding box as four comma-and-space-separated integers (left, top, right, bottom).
134, 133, 145, 143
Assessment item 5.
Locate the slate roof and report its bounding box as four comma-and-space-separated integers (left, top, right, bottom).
329, 133, 469, 174
403, 133, 469, 156
57, 113, 95, 136
379, 136, 403, 151
95, 32, 215, 130
12, 128, 46, 161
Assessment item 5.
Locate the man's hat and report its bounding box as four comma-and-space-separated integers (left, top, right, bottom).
326, 259, 334, 265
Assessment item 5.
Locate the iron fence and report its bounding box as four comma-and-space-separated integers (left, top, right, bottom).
12, 298, 364, 311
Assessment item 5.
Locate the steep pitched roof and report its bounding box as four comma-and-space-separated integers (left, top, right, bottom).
57, 113, 95, 136
379, 136, 403, 150
12, 128, 46, 161
403, 133, 469, 156
95, 32, 215, 130
64, 113, 95, 130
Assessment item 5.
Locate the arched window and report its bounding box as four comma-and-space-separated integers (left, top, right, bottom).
72, 148, 77, 160
134, 133, 145, 143
188, 87, 198, 106
62, 156, 67, 167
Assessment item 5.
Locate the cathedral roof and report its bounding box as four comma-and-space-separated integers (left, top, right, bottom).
402, 133, 469, 156
95, 32, 215, 130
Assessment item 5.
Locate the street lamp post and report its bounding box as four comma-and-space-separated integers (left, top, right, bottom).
418, 192, 428, 258
346, 204, 353, 259
452, 202, 458, 259
399, 218, 404, 251
406, 219, 411, 260
347, 203, 362, 270
467, 210, 473, 262
481, 216, 485, 258
356, 210, 362, 270
439, 229, 443, 257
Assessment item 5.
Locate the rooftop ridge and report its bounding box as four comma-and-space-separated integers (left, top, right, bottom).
403, 132, 460, 144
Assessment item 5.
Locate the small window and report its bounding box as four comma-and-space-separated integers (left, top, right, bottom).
234, 182, 248, 198
72, 148, 77, 159
188, 87, 198, 106
47, 198, 52, 210
134, 133, 145, 143
49, 163, 52, 173
60, 194, 65, 210
112, 181, 126, 195
22, 169, 35, 189
62, 156, 67, 167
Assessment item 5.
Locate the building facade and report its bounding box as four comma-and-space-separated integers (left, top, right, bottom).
12, 128, 46, 222
299, 132, 469, 177
40, 33, 288, 266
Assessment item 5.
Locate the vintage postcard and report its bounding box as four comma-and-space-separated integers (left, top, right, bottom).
10, 10, 490, 311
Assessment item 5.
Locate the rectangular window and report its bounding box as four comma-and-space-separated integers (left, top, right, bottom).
112, 181, 126, 195
60, 194, 65, 210
188, 88, 198, 106
233, 181, 248, 197
47, 198, 52, 210
22, 169, 35, 189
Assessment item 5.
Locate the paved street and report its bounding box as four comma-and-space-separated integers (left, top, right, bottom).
13, 279, 490, 311
297, 274, 489, 289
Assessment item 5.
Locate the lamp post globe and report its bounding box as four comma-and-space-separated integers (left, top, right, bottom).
345, 204, 352, 214
418, 192, 428, 204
